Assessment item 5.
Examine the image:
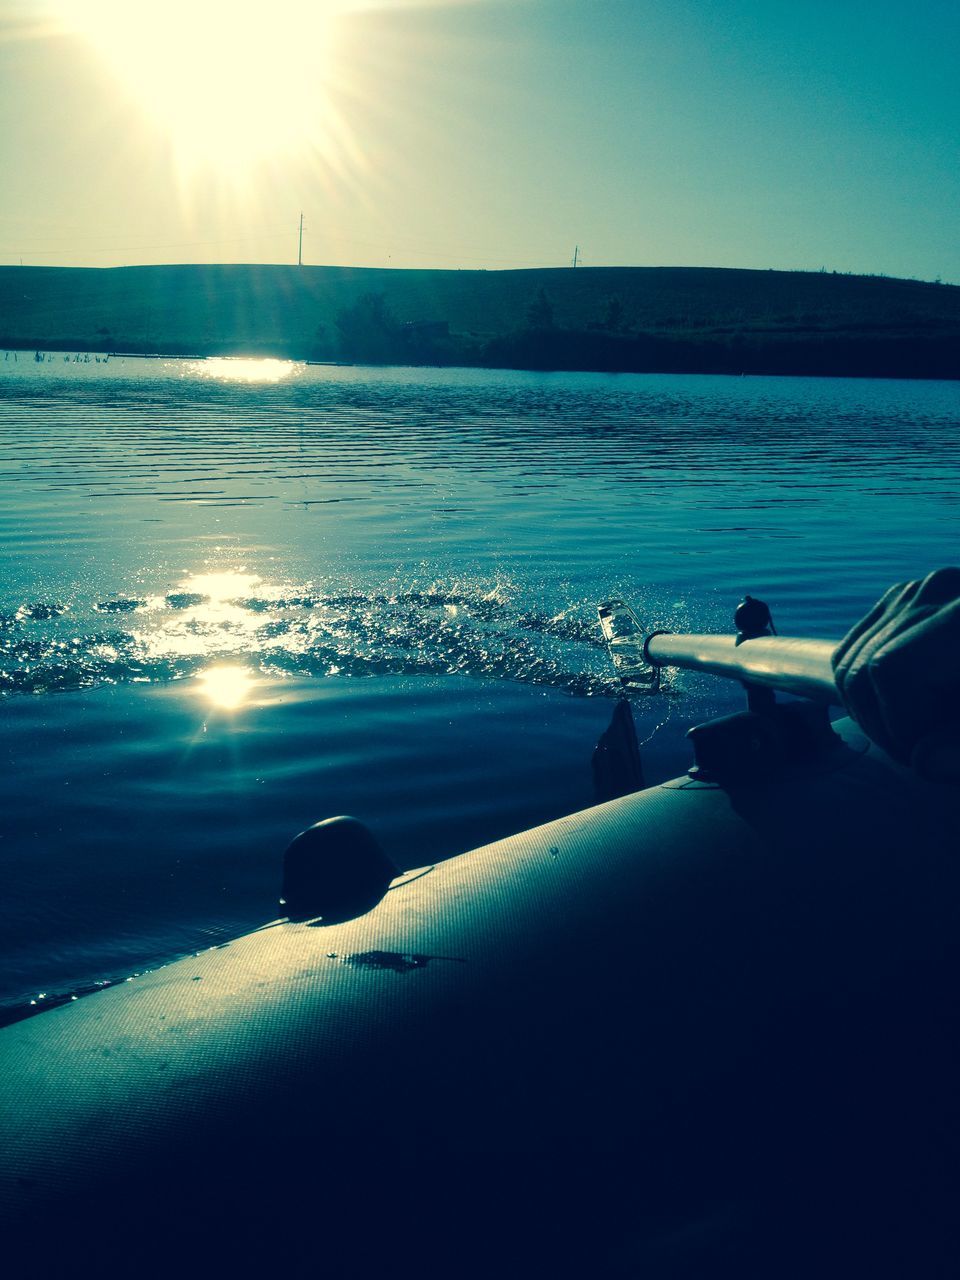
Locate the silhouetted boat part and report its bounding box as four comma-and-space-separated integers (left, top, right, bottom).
1, 615, 958, 1274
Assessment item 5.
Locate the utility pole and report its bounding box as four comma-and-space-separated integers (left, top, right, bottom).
572, 245, 579, 268
298, 212, 304, 267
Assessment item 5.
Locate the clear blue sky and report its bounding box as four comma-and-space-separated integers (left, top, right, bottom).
1, 0, 957, 280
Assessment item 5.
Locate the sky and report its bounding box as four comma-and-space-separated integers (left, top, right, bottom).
1, 0, 957, 281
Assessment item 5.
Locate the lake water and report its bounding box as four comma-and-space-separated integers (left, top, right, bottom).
1, 353, 958, 1024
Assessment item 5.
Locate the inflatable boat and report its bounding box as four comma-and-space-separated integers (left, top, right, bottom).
2, 608, 958, 1276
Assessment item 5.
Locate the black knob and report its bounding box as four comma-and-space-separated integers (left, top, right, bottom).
734, 595, 774, 640
281, 816, 398, 923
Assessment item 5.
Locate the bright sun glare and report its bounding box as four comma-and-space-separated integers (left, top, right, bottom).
197, 664, 256, 709
183, 571, 260, 600
137, 571, 266, 664
61, 1, 347, 174
192, 357, 300, 383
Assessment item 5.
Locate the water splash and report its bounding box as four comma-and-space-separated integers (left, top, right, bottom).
1, 576, 632, 701
0, 573, 692, 700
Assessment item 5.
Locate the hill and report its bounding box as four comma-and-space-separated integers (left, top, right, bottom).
1, 263, 958, 378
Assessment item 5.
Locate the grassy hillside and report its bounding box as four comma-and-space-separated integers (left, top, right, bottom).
1, 263, 958, 378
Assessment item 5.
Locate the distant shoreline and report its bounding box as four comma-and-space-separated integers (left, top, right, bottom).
3, 348, 352, 366
7, 339, 960, 385
2, 263, 957, 381
4, 344, 959, 383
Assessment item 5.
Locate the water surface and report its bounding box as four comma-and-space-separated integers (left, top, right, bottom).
2, 354, 958, 1020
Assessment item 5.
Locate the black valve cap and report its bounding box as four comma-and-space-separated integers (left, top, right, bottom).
280, 816, 399, 923
734, 594, 773, 639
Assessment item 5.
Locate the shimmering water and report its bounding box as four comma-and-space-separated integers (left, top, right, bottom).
1, 354, 958, 1021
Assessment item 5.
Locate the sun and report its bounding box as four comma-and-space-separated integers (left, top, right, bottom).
59, 1, 347, 175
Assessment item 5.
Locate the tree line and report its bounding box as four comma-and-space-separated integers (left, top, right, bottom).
327, 289, 959, 379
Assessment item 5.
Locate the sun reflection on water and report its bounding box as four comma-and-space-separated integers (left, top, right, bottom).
196, 665, 256, 710
190, 358, 302, 384
136, 570, 268, 663
181, 571, 261, 600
